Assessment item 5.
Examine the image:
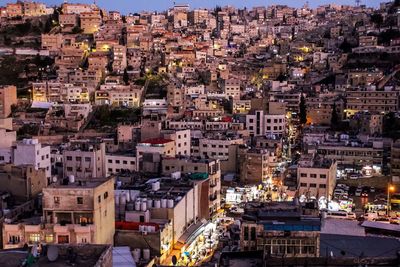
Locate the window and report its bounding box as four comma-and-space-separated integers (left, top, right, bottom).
116, 160, 120, 164
29, 233, 41, 243
300, 173, 307, 177
104, 192, 108, 199
76, 157, 82, 161
66, 156, 72, 161
54, 197, 60, 204
85, 157, 91, 162
98, 196, 101, 203
108, 159, 112, 163
320, 174, 327, 179
77, 197, 83, 204
58, 235, 69, 244
319, 184, 326, 188
310, 174, 317, 178
45, 234, 54, 243
0, 156, 4, 161
66, 167, 73, 171
310, 183, 317, 188
300, 183, 307, 187
123, 160, 128, 164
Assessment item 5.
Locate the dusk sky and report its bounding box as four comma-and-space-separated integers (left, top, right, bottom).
0, 0, 382, 13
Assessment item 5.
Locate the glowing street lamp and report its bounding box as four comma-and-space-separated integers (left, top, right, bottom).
387, 184, 395, 215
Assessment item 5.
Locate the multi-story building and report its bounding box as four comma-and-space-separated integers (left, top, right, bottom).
0, 85, 17, 118
41, 34, 63, 51
223, 78, 241, 99
2, 177, 115, 249
80, 11, 102, 34
297, 156, 337, 200
345, 88, 399, 116
105, 152, 139, 176
246, 110, 286, 138
240, 202, 320, 256
63, 140, 106, 179
13, 139, 51, 182
0, 164, 46, 201
238, 147, 277, 184
391, 140, 400, 184
160, 129, 191, 156
197, 136, 244, 161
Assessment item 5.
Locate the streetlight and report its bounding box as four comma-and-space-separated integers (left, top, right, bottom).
387, 184, 395, 215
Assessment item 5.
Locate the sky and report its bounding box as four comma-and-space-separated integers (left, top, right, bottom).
0, 0, 382, 13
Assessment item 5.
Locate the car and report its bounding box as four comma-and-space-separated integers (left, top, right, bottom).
370, 187, 376, 193
349, 173, 360, 180
361, 192, 368, 198
390, 218, 400, 225
355, 188, 363, 196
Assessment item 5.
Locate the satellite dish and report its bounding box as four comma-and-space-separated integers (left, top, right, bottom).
47, 245, 59, 262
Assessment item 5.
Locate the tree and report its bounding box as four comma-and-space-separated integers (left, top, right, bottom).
299, 94, 307, 125
123, 68, 129, 85
330, 102, 339, 129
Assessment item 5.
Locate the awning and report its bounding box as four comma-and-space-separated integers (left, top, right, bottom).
177, 219, 207, 248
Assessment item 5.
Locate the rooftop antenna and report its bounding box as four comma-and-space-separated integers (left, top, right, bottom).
355, 0, 361, 6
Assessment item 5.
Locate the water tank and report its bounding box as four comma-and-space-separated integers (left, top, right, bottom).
120, 194, 127, 205
115, 195, 120, 205
143, 249, 150, 261
147, 199, 153, 208
167, 199, 174, 208
154, 199, 161, 208
141, 201, 147, 211
133, 248, 141, 263
171, 171, 181, 180
126, 203, 134, 211
68, 175, 75, 184
135, 201, 141, 211
148, 225, 156, 233
161, 199, 167, 208
139, 225, 144, 232
31, 139, 38, 145
152, 181, 160, 191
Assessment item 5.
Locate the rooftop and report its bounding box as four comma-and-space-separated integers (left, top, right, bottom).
0, 244, 111, 267
138, 138, 173, 145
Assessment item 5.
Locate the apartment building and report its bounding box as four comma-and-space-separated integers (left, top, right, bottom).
62, 3, 93, 14
0, 85, 17, 118
105, 153, 139, 176
240, 202, 320, 256
161, 157, 221, 216
297, 156, 337, 200
80, 11, 102, 34
345, 88, 399, 116
238, 147, 277, 184
391, 140, 400, 184
63, 140, 106, 179
112, 45, 127, 73
246, 110, 286, 138
2, 177, 115, 249
13, 139, 51, 182
197, 136, 244, 161
223, 78, 241, 99
160, 129, 191, 156
41, 34, 63, 51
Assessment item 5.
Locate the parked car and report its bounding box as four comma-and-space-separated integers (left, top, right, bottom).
355, 188, 363, 196
361, 192, 368, 198
370, 187, 376, 193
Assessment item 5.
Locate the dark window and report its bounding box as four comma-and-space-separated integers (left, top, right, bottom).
77, 197, 83, 204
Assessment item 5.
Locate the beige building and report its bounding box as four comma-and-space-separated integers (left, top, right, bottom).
0, 85, 17, 118
346, 88, 399, 116
2, 177, 115, 249
160, 129, 191, 156
63, 140, 106, 179
0, 164, 47, 201
297, 156, 337, 200
80, 11, 102, 34
238, 147, 276, 185
41, 34, 63, 51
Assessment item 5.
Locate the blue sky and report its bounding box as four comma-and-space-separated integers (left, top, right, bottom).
0, 0, 382, 13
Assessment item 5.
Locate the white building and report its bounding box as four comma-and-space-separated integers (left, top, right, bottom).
13, 139, 51, 181
105, 153, 139, 176
246, 110, 286, 138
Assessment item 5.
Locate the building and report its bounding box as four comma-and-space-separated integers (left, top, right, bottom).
162, 157, 221, 215
160, 129, 191, 156
13, 139, 51, 183
80, 11, 102, 34
0, 85, 17, 118
2, 177, 115, 249
240, 202, 320, 256
63, 140, 106, 179
297, 156, 337, 200
391, 140, 400, 184
238, 147, 277, 184
345, 88, 399, 116
105, 152, 139, 176
41, 34, 63, 51
0, 164, 47, 201
246, 110, 286, 138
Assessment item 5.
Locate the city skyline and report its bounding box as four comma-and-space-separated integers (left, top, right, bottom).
12, 0, 382, 13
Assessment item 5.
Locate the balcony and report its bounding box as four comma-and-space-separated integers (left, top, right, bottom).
73, 224, 93, 234
53, 224, 70, 233
24, 225, 41, 232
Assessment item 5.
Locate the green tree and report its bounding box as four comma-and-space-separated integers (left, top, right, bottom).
299, 94, 307, 125
123, 68, 129, 85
